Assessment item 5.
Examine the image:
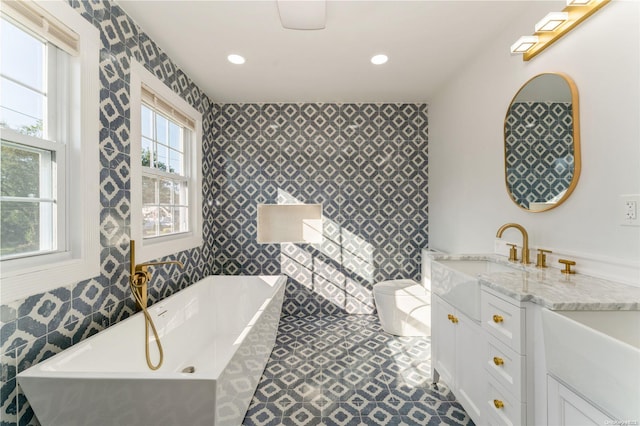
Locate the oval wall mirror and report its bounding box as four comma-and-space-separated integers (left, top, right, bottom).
504, 73, 580, 212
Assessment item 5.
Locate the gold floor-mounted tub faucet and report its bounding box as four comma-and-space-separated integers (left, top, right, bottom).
496, 223, 531, 265
129, 240, 183, 370
130, 240, 183, 310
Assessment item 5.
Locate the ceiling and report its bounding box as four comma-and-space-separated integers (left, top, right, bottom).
118, 1, 560, 103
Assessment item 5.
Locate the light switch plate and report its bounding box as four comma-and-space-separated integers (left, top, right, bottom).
620, 194, 640, 226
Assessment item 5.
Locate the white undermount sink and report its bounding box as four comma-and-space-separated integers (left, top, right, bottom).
431, 258, 520, 322
542, 309, 640, 421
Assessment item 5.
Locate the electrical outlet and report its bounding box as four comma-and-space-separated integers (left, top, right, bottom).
620, 194, 640, 226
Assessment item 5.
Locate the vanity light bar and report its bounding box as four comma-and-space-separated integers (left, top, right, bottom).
535, 12, 568, 32
511, 0, 610, 61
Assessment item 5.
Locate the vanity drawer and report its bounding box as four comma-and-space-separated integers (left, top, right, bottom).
485, 377, 526, 426
485, 335, 526, 401
481, 290, 524, 353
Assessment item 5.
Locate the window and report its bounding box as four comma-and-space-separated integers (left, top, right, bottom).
141, 103, 190, 239
1, 16, 67, 260
0, 0, 100, 303
130, 61, 202, 263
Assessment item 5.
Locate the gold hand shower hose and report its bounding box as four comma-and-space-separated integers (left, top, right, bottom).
129, 240, 183, 371
129, 273, 164, 370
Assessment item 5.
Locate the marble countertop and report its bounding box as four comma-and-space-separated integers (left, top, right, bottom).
428, 253, 640, 311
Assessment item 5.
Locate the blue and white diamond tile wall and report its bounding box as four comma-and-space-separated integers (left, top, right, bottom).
505, 102, 574, 209
0, 1, 216, 424
209, 103, 429, 316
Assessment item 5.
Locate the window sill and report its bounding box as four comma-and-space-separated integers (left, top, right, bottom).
133, 233, 202, 264
1, 253, 100, 302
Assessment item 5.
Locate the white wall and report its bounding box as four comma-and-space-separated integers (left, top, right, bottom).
430, 1, 640, 279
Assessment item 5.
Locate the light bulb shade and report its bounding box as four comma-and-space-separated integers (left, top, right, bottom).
535, 12, 569, 32
510, 36, 539, 54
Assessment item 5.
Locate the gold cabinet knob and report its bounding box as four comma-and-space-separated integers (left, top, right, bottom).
493, 356, 504, 366
494, 399, 505, 409
447, 314, 454, 321
559, 258, 576, 274
493, 314, 504, 323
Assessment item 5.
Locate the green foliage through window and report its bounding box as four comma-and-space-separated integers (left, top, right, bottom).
0, 120, 47, 256
141, 147, 175, 173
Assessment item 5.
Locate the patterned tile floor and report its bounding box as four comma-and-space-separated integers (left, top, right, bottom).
242, 315, 475, 426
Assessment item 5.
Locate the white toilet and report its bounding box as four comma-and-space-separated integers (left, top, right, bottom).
373, 279, 431, 337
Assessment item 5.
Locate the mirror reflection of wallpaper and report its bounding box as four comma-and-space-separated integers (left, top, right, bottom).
505, 102, 574, 209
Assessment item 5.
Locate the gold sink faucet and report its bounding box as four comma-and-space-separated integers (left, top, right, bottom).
130, 240, 183, 310
496, 223, 531, 265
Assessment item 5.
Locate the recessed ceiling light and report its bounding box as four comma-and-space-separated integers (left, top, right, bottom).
227, 54, 245, 65
371, 54, 388, 65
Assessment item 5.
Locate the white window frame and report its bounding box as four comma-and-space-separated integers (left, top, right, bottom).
130, 60, 202, 263
1, 19, 69, 261
140, 104, 191, 239
0, 0, 100, 303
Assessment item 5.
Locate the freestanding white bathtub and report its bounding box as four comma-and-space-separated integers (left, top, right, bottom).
18, 275, 286, 426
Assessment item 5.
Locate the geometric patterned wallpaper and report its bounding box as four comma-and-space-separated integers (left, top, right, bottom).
210, 103, 429, 316
0, 2, 216, 424
0, 3, 429, 425
504, 102, 574, 209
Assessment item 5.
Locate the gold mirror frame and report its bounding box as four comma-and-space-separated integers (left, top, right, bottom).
504, 72, 581, 213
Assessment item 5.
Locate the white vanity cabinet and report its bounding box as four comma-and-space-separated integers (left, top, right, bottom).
481, 288, 527, 426
427, 253, 640, 426
432, 294, 484, 424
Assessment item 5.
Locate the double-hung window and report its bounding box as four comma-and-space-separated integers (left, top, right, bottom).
140, 92, 191, 239
0, 1, 100, 303
1, 14, 67, 260
130, 61, 202, 263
